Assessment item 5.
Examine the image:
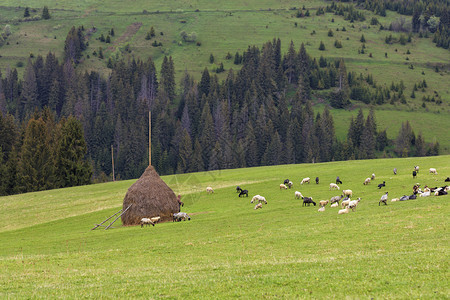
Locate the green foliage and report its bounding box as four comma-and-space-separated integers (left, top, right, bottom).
319, 41, 325, 50
42, 6, 50, 20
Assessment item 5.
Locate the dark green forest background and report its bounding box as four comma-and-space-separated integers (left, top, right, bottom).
0, 0, 448, 196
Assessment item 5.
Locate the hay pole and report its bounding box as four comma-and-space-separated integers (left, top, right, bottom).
148, 111, 152, 166
105, 204, 133, 230
91, 208, 124, 230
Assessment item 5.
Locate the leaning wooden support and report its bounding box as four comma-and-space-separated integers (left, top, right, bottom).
105, 204, 133, 230
91, 209, 123, 230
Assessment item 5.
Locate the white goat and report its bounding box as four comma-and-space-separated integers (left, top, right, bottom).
329, 183, 340, 190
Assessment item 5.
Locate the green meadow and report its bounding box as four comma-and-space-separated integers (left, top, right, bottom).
1, 156, 449, 298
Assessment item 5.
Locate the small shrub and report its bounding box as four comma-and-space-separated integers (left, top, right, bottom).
319, 41, 325, 51
16, 61, 24, 67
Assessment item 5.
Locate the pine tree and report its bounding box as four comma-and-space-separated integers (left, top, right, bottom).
42, 6, 51, 19
415, 133, 426, 157
319, 41, 326, 50
18, 117, 55, 192
20, 59, 38, 119
395, 121, 413, 156
24, 7, 30, 17
160, 56, 176, 101
198, 67, 211, 98
55, 116, 92, 187
0, 147, 7, 195
359, 114, 376, 159
177, 129, 192, 173
191, 139, 204, 172
198, 102, 215, 169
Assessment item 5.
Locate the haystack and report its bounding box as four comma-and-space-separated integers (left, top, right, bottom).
121, 165, 179, 225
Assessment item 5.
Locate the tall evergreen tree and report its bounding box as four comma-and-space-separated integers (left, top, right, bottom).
20, 59, 38, 119
55, 116, 92, 187
415, 132, 426, 157
160, 56, 176, 102
177, 129, 192, 173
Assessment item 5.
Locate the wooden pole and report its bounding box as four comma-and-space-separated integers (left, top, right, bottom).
111, 145, 115, 182
149, 111, 151, 166
91, 208, 123, 230
105, 204, 133, 230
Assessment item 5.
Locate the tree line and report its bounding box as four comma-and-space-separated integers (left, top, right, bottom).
0, 38, 440, 196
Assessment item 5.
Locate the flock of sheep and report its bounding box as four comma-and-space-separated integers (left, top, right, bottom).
205, 166, 448, 216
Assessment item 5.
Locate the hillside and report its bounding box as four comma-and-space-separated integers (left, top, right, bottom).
0, 0, 449, 186
0, 156, 449, 297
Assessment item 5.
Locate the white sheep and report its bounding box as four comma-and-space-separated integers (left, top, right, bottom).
319, 200, 329, 207
150, 216, 161, 224
338, 207, 350, 214
414, 165, 420, 172
330, 202, 339, 208
318, 206, 325, 212
429, 168, 438, 174
341, 199, 351, 208
254, 203, 263, 210
287, 181, 294, 189
140, 218, 154, 227
342, 189, 353, 197
280, 184, 288, 190
348, 198, 361, 212
329, 183, 340, 190
206, 186, 214, 193
363, 178, 371, 185
300, 177, 310, 185
295, 191, 303, 199
419, 191, 431, 197
371, 173, 376, 180
251, 195, 267, 204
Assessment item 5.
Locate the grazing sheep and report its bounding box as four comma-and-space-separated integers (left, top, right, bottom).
336, 176, 343, 184
236, 186, 242, 193
429, 168, 438, 174
379, 192, 388, 206
173, 212, 190, 221
239, 189, 249, 197
302, 197, 316, 206
363, 178, 371, 185
318, 206, 325, 212
348, 198, 361, 212
342, 189, 353, 197
338, 207, 350, 214
414, 166, 420, 173
445, 177, 450, 182
295, 191, 303, 199
330, 195, 343, 204
283, 179, 290, 185
315, 177, 319, 184
280, 184, 288, 190
371, 173, 376, 180
254, 203, 263, 210
287, 181, 294, 189
393, 168, 397, 175
330, 203, 339, 208
150, 216, 161, 224
329, 183, 340, 190
300, 177, 311, 185
140, 218, 155, 227
341, 199, 351, 208
378, 181, 386, 189
206, 187, 214, 194
319, 200, 329, 207
251, 195, 267, 204
413, 170, 417, 178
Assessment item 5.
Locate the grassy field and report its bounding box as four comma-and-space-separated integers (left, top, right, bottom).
1, 156, 449, 298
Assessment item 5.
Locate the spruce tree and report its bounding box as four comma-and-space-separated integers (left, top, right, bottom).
18, 117, 55, 192
415, 133, 426, 157
55, 116, 92, 187
177, 129, 192, 173
191, 139, 204, 172
42, 6, 51, 19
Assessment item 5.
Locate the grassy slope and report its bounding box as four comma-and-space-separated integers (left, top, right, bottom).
1, 156, 449, 298
1, 1, 449, 153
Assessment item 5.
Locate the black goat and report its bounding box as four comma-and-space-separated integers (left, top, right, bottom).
413, 170, 417, 178
236, 186, 242, 193
378, 181, 386, 189
239, 189, 249, 197
302, 197, 316, 206
445, 177, 450, 182
283, 179, 290, 185
336, 176, 343, 184
315, 177, 319, 184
